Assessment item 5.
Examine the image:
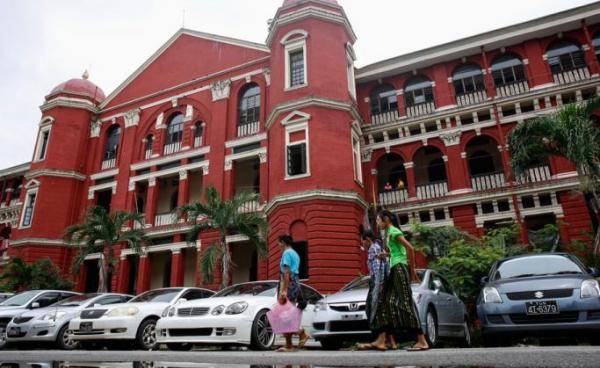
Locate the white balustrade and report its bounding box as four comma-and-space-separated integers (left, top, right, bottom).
471, 172, 506, 191
238, 200, 262, 213
193, 136, 203, 148
237, 121, 260, 137
154, 212, 177, 226
378, 189, 408, 206
516, 165, 552, 184
553, 67, 590, 85
456, 90, 487, 106
495, 81, 529, 98
163, 141, 182, 155
133, 216, 145, 229
371, 110, 399, 125
406, 101, 435, 118
416, 181, 448, 200
144, 149, 153, 160
101, 158, 116, 170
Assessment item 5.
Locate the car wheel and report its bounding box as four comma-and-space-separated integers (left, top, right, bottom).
424, 307, 438, 348
136, 318, 158, 350
56, 324, 78, 350
319, 338, 344, 350
459, 319, 472, 348
166, 343, 193, 351
250, 309, 274, 350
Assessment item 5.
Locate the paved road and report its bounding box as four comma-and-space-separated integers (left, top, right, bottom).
1, 347, 600, 367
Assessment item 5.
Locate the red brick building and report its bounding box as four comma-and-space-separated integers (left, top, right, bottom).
0, 0, 598, 294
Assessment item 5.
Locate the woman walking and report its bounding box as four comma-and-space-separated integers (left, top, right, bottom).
271, 234, 309, 352
370, 210, 429, 351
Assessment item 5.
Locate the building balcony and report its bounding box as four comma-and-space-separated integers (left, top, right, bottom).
0, 202, 20, 226
379, 189, 408, 206
238, 200, 263, 213
516, 165, 552, 184
155, 212, 177, 227
133, 216, 146, 229
553, 67, 590, 85
416, 181, 448, 200
371, 111, 399, 125
163, 141, 182, 155
144, 149, 153, 160
495, 80, 529, 98
237, 121, 260, 137
101, 158, 116, 170
471, 172, 506, 191
456, 90, 487, 107
406, 101, 435, 118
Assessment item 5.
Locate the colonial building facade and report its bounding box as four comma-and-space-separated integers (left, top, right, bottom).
0, 0, 598, 293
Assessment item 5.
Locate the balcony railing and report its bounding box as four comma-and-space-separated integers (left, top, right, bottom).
163, 141, 182, 155
456, 90, 487, 107
133, 216, 145, 229
238, 200, 262, 213
144, 149, 153, 160
237, 121, 260, 137
0, 205, 20, 225
416, 181, 448, 200
553, 67, 590, 85
379, 189, 408, 206
371, 111, 399, 125
155, 212, 177, 226
516, 165, 552, 184
471, 172, 506, 191
495, 80, 529, 98
406, 101, 435, 118
193, 136, 202, 148
101, 158, 116, 170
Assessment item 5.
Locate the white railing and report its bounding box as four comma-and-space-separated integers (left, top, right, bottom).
144, 149, 153, 160
237, 121, 260, 137
163, 141, 182, 155
133, 216, 145, 229
553, 67, 590, 85
456, 90, 487, 106
238, 200, 262, 213
154, 212, 177, 226
516, 165, 552, 184
471, 172, 505, 191
378, 189, 408, 206
416, 181, 448, 200
101, 158, 116, 170
193, 136, 202, 148
0, 206, 20, 225
371, 111, 399, 125
406, 101, 435, 118
8, 198, 20, 207
496, 81, 529, 98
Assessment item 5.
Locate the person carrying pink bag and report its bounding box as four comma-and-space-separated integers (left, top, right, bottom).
267, 235, 309, 352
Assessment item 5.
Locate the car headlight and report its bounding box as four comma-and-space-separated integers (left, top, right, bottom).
106, 307, 139, 317
483, 286, 503, 304
224, 302, 248, 315
211, 305, 225, 316
314, 301, 328, 313
412, 292, 422, 304
39, 311, 67, 321
161, 306, 176, 318
581, 279, 600, 298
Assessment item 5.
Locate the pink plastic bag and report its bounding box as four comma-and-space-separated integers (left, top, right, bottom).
267, 300, 302, 334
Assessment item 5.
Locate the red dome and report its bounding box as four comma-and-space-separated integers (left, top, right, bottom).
48, 77, 105, 104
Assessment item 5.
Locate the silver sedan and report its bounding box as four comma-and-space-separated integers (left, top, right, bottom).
312, 269, 471, 349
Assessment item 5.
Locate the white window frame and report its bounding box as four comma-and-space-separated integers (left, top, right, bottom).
19, 186, 39, 229
282, 30, 308, 91
346, 43, 357, 99
33, 122, 53, 162
351, 130, 363, 184
284, 122, 310, 180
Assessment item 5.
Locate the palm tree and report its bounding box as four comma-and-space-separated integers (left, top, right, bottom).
64, 206, 146, 292
179, 185, 268, 290
508, 97, 600, 253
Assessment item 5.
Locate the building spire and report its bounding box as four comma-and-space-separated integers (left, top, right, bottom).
82, 69, 89, 80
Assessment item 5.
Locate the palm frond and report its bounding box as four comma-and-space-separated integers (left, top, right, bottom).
199, 243, 224, 285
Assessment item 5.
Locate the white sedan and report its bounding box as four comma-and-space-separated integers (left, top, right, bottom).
156, 281, 323, 350
68, 287, 214, 350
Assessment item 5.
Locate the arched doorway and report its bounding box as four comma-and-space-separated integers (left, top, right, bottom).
413, 146, 448, 199
466, 136, 505, 191
376, 153, 408, 206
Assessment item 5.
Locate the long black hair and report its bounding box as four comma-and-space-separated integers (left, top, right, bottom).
377, 209, 400, 227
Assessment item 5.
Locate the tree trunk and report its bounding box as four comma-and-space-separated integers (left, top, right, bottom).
97, 255, 108, 293
220, 240, 230, 290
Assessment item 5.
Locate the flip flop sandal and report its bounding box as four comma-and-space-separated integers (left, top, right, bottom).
298, 334, 310, 349
407, 346, 429, 352
275, 346, 296, 352
356, 343, 374, 350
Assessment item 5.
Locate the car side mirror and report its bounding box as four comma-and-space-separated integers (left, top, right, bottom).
30, 302, 40, 309
176, 298, 187, 304
481, 276, 489, 285
93, 303, 102, 308
589, 267, 599, 277
432, 280, 442, 295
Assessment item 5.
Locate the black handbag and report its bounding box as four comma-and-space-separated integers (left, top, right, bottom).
296, 287, 308, 310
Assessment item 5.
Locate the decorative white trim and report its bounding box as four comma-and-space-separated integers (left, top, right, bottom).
226, 234, 250, 244
24, 179, 40, 189
129, 160, 209, 187
19, 187, 38, 229
439, 130, 462, 146
266, 97, 361, 128
285, 121, 310, 180
88, 181, 117, 199
25, 169, 86, 181
225, 133, 267, 149
281, 110, 311, 126
32, 124, 52, 163
284, 38, 308, 90
130, 146, 210, 171
211, 79, 232, 101
280, 29, 308, 45
9, 238, 72, 247
0, 163, 30, 178
264, 190, 368, 215
224, 147, 267, 171
40, 96, 98, 113
120, 241, 197, 257
123, 109, 141, 128
90, 168, 119, 181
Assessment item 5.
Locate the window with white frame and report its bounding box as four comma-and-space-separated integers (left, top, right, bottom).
34, 126, 51, 162
282, 30, 308, 90
347, 56, 356, 99
285, 124, 309, 178
352, 131, 362, 184
20, 190, 37, 228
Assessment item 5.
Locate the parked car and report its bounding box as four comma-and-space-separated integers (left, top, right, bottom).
6, 292, 132, 349
477, 253, 600, 346
156, 280, 323, 350
0, 293, 14, 303
312, 269, 471, 349
68, 287, 214, 350
0, 290, 80, 349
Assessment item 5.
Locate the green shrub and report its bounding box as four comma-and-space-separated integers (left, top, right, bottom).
0, 258, 73, 292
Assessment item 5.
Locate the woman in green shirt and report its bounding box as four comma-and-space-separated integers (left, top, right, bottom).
370, 209, 429, 351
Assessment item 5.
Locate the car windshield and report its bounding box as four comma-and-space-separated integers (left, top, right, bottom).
495, 255, 583, 280
342, 277, 369, 291
55, 293, 99, 307
130, 289, 182, 303
0, 290, 39, 306
214, 282, 278, 297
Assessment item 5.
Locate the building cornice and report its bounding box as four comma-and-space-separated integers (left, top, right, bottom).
90, 168, 119, 181
9, 238, 73, 247
265, 96, 362, 128
25, 169, 86, 181
0, 163, 30, 179
130, 146, 210, 171
225, 133, 267, 148
129, 160, 209, 188
264, 189, 368, 215
40, 96, 98, 113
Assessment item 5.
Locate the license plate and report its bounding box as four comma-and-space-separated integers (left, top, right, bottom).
341, 313, 364, 321
79, 322, 93, 333
526, 300, 559, 315
7, 327, 20, 337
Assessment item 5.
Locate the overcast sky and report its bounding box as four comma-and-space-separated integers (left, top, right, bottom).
0, 0, 596, 169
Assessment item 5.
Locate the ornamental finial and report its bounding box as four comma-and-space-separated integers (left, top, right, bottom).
82, 70, 89, 80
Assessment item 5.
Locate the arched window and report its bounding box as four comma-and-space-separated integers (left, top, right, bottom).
164, 113, 184, 154
239, 84, 260, 127
144, 134, 153, 159
370, 84, 398, 116
102, 125, 120, 168
593, 33, 600, 62
194, 121, 204, 147
404, 76, 434, 107
546, 40, 586, 74
491, 54, 527, 87
453, 64, 485, 95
